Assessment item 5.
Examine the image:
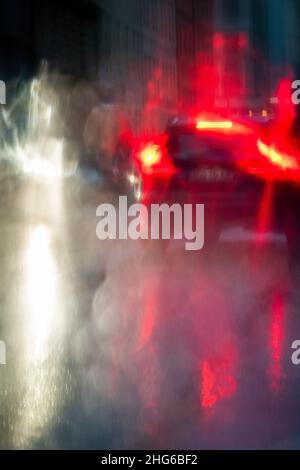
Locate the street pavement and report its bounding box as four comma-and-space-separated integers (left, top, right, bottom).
1, 172, 300, 449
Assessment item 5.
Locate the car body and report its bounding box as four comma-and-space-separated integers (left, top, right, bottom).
133, 116, 300, 257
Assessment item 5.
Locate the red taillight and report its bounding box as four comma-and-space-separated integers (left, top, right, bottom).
195, 119, 253, 135
196, 120, 233, 131
257, 139, 299, 171
138, 143, 162, 168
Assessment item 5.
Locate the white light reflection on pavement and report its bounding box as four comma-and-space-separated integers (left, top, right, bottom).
13, 223, 65, 447
11, 169, 72, 448
23, 225, 60, 361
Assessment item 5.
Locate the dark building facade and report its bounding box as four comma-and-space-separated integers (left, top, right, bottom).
34, 0, 99, 78
0, 0, 35, 80
1, 0, 299, 125
0, 0, 100, 81
175, 0, 197, 111
176, 0, 300, 113
175, 0, 214, 113
0, 0, 178, 133
98, 0, 178, 133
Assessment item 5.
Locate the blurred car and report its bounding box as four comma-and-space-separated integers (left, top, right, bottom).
133, 115, 300, 261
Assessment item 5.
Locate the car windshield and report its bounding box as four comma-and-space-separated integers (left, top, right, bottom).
168, 128, 235, 161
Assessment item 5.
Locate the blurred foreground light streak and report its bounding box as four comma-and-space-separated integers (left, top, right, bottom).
0, 67, 77, 182
21, 139, 64, 182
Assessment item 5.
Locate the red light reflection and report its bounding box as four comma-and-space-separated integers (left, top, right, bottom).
200, 345, 237, 411
269, 292, 286, 392
257, 140, 299, 172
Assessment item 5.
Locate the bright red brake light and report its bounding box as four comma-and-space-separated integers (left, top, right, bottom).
196, 120, 233, 131
257, 139, 299, 171
195, 119, 253, 135
138, 143, 162, 168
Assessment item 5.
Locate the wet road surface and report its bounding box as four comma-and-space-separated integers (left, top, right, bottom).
1, 173, 300, 449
